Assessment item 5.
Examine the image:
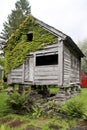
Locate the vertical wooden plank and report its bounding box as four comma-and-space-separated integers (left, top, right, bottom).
24, 58, 29, 81
29, 56, 34, 82
33, 53, 36, 85
62, 43, 64, 86
63, 45, 71, 86
58, 40, 64, 86
22, 64, 24, 84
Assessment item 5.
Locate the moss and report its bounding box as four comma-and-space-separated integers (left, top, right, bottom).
4, 15, 57, 76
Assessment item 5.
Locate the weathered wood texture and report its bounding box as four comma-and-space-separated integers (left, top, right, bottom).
24, 56, 34, 83
8, 65, 24, 83
63, 45, 71, 86
34, 65, 59, 85
63, 45, 80, 86
7, 42, 81, 87
57, 41, 64, 86
33, 43, 59, 85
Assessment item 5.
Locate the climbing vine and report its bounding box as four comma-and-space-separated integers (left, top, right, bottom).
4, 15, 57, 76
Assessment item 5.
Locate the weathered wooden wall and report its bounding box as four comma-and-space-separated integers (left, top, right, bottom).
34, 65, 58, 85
7, 42, 81, 87
63, 44, 80, 86
34, 43, 59, 85
63, 45, 71, 86
8, 65, 24, 83
24, 56, 34, 83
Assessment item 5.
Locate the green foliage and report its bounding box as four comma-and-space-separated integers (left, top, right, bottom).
0, 84, 4, 91
0, 92, 9, 116
0, 57, 4, 67
32, 105, 44, 118
3, 82, 9, 89
49, 86, 59, 94
0, 124, 13, 130
0, 82, 9, 91
7, 91, 32, 114
4, 15, 57, 75
79, 40, 87, 74
0, 0, 31, 42
62, 98, 86, 118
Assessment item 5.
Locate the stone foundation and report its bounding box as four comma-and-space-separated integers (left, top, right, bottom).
53, 85, 81, 105
8, 83, 81, 106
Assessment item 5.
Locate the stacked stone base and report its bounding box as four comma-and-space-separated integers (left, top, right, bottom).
53, 85, 81, 105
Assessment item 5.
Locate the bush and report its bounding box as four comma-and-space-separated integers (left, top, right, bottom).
0, 84, 3, 91
32, 105, 44, 118
62, 99, 86, 118
3, 82, 9, 89
0, 82, 9, 91
0, 124, 13, 130
7, 91, 33, 114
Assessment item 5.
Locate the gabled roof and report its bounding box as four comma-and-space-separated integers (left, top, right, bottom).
35, 17, 67, 39
35, 17, 84, 58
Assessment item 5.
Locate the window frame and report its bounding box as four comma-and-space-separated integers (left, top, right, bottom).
36, 53, 58, 66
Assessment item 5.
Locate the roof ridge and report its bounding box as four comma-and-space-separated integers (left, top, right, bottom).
34, 17, 67, 40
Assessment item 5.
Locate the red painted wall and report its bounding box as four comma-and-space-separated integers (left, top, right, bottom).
81, 72, 87, 88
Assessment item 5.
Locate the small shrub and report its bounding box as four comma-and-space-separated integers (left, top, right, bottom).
32, 105, 44, 118
3, 82, 9, 89
62, 99, 86, 118
0, 84, 4, 91
6, 91, 33, 114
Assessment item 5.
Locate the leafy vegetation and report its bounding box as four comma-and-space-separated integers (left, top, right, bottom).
0, 124, 13, 130
4, 15, 57, 76
7, 91, 34, 114
32, 105, 44, 118
62, 98, 86, 118
0, 92, 9, 116
0, 0, 31, 44
0, 57, 4, 67
0, 87, 87, 130
79, 40, 87, 74
49, 86, 59, 94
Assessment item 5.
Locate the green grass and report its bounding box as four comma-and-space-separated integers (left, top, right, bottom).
71, 88, 87, 109
0, 87, 87, 130
49, 86, 59, 94
0, 91, 9, 116
73, 88, 87, 115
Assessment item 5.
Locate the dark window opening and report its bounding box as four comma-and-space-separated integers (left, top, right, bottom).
36, 54, 58, 66
27, 33, 33, 41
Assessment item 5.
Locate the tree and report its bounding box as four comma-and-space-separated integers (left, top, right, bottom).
79, 40, 87, 74
0, 0, 31, 46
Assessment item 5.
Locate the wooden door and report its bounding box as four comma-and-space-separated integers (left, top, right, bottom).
24, 56, 34, 82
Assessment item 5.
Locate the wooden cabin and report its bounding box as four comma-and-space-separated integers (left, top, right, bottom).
7, 16, 84, 88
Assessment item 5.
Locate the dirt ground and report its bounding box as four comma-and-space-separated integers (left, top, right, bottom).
70, 119, 87, 130
0, 117, 87, 130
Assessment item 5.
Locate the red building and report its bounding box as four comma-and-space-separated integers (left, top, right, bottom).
81, 72, 87, 88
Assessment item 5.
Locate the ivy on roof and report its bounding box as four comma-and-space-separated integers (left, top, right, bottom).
4, 15, 58, 76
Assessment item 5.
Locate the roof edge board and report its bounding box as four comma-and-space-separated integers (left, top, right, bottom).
35, 18, 67, 40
